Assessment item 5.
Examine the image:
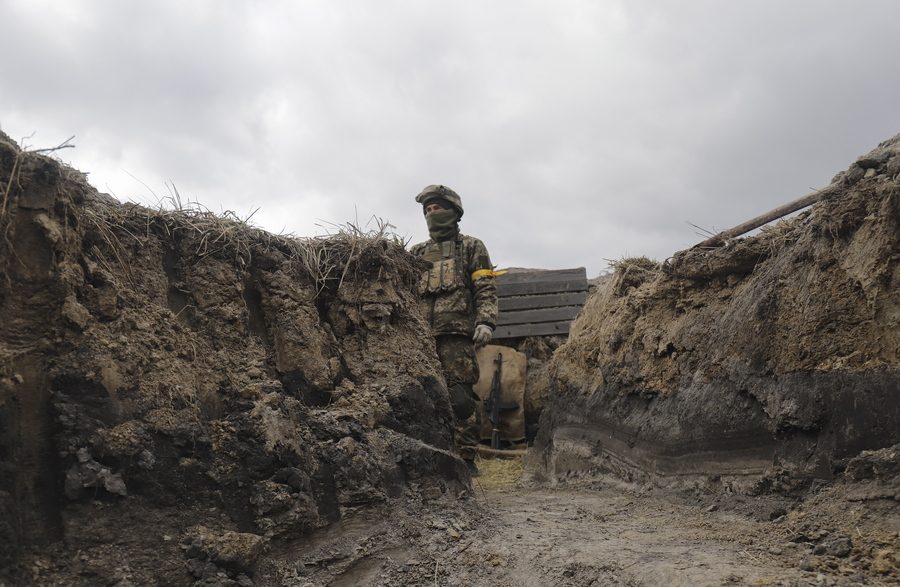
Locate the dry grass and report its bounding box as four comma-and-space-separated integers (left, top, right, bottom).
291, 214, 411, 297
1, 141, 412, 302
473, 454, 525, 491
605, 256, 661, 274
82, 187, 276, 291
146, 185, 265, 266
0, 141, 413, 302
85, 188, 410, 300
758, 216, 802, 257
316, 212, 410, 247
759, 216, 799, 237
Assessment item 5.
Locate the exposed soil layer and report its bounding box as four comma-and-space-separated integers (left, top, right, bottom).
529, 132, 900, 497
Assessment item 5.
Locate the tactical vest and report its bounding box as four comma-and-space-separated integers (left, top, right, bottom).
420, 238, 466, 294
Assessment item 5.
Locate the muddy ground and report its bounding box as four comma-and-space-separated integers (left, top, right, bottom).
14, 452, 900, 586
1, 127, 899, 586
247, 448, 898, 586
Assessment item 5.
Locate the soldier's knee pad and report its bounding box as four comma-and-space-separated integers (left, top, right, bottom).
448, 383, 476, 420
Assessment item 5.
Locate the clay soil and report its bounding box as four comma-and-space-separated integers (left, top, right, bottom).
312, 460, 898, 587
462, 468, 898, 587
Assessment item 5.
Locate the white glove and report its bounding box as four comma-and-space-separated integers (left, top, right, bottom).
473, 324, 493, 348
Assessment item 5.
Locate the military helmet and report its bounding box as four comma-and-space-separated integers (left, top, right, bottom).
415, 184, 464, 219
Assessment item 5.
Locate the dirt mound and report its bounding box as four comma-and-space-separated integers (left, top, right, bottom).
528, 133, 900, 493
519, 134, 900, 583
0, 136, 475, 585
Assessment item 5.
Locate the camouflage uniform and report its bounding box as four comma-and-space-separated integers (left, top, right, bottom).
410, 235, 498, 340
411, 186, 498, 460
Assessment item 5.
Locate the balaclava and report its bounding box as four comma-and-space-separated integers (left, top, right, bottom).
425, 208, 459, 242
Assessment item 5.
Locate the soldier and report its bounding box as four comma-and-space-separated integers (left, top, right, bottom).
410, 185, 499, 476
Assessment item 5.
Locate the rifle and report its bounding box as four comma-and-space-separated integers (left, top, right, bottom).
484, 352, 519, 450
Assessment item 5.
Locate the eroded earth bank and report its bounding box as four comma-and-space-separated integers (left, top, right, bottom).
0, 129, 898, 586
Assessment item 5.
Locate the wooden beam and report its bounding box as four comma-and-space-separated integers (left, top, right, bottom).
496, 267, 587, 285
694, 185, 837, 248
497, 277, 588, 297
493, 321, 572, 339
498, 291, 588, 312
497, 305, 582, 326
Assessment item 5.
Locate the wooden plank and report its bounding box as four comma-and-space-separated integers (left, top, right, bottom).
493, 321, 571, 339
499, 291, 588, 312
492, 268, 588, 339
497, 277, 588, 297
497, 305, 582, 326
496, 267, 587, 285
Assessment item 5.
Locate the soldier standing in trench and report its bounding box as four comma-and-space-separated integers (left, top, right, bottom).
410, 185, 499, 477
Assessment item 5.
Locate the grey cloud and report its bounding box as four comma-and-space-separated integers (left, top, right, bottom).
2, 0, 900, 278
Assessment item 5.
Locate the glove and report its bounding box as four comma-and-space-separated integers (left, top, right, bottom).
473, 324, 493, 348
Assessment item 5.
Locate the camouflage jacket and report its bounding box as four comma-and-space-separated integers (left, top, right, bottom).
410, 233, 498, 337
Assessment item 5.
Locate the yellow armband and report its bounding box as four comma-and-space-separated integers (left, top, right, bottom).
471, 269, 506, 280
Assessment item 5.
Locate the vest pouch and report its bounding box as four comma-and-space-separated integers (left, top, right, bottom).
421, 241, 464, 294
423, 258, 461, 293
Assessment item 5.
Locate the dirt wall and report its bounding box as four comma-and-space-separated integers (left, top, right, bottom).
0, 136, 470, 584
528, 132, 900, 495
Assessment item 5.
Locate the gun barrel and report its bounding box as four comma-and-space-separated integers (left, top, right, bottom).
489, 353, 503, 449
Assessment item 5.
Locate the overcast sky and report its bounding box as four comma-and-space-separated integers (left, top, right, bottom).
2, 1, 899, 278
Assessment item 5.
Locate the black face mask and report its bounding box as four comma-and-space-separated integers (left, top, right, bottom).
425, 209, 459, 241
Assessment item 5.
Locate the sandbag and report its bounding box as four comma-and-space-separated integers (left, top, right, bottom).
473, 344, 526, 446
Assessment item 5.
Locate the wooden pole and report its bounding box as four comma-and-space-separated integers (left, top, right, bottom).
693, 184, 837, 248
